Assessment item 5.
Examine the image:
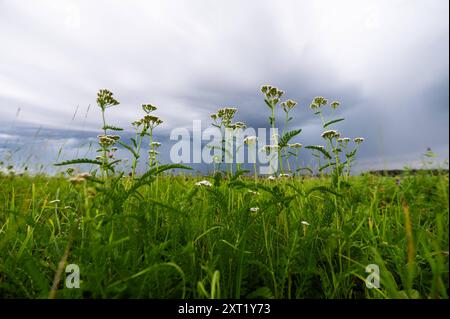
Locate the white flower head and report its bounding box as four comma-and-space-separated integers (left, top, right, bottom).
321, 130, 340, 139
244, 136, 258, 145
354, 137, 365, 144
195, 180, 212, 187
268, 175, 277, 181
250, 207, 259, 212
301, 221, 310, 226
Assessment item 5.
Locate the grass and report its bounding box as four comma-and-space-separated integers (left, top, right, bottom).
0, 87, 448, 299
0, 170, 448, 298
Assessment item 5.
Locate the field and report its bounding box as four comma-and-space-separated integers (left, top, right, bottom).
0, 88, 448, 299
0, 170, 448, 299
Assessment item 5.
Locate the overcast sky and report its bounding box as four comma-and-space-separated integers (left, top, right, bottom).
0, 0, 448, 173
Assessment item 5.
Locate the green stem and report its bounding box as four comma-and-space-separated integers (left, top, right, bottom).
101, 108, 109, 180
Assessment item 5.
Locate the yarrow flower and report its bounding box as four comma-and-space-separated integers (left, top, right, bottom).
134, 115, 163, 130
151, 142, 161, 148
98, 134, 120, 147
301, 221, 310, 226
69, 172, 91, 184
353, 137, 365, 144
142, 104, 157, 114
211, 107, 238, 127
321, 130, 341, 139
261, 85, 284, 106
250, 207, 259, 212
279, 173, 291, 178
310, 96, 328, 109
97, 89, 119, 109
195, 180, 212, 187
281, 99, 298, 112
337, 137, 351, 144
260, 145, 279, 153
330, 101, 340, 109
267, 175, 277, 181
229, 121, 247, 130
244, 136, 258, 145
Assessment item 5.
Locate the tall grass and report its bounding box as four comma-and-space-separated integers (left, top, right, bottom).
0, 87, 448, 299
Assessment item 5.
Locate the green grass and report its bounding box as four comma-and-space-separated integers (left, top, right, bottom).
0, 170, 448, 299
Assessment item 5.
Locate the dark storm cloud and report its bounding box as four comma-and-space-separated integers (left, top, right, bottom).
0, 0, 448, 172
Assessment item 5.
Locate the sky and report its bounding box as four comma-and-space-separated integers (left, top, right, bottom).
0, 0, 448, 174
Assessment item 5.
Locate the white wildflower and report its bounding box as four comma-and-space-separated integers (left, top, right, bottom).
195, 180, 212, 187
321, 130, 340, 139
248, 189, 260, 196
244, 136, 258, 145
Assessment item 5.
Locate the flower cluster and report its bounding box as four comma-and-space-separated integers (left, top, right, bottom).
330, 101, 340, 109
97, 89, 119, 109
321, 130, 341, 139
229, 121, 247, 130
195, 180, 212, 187
98, 134, 120, 147
142, 104, 157, 114
281, 99, 298, 112
69, 172, 91, 184
133, 115, 163, 130
261, 85, 284, 106
310, 96, 328, 109
211, 107, 238, 127
151, 142, 161, 148
260, 144, 280, 153
353, 137, 365, 144
244, 136, 258, 145
148, 149, 159, 161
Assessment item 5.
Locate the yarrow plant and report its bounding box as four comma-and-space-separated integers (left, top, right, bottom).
260, 85, 302, 175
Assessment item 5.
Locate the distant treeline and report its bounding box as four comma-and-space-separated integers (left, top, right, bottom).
367, 169, 449, 176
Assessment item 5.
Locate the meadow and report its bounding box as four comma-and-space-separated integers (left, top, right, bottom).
0, 87, 448, 299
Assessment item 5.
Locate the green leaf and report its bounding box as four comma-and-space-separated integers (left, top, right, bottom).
306, 186, 341, 197
230, 169, 250, 182
130, 138, 137, 148
305, 145, 332, 159
118, 141, 139, 159
296, 167, 314, 174
319, 162, 337, 172
102, 125, 124, 131
346, 149, 357, 158
54, 158, 103, 166
139, 164, 192, 182
264, 99, 273, 109
279, 129, 302, 149
323, 118, 345, 128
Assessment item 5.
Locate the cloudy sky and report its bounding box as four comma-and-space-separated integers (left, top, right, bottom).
0, 0, 448, 173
